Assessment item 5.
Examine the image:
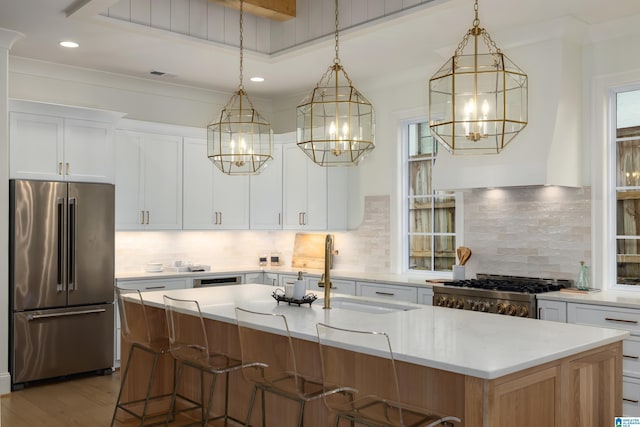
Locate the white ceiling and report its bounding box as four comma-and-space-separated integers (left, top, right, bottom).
1, 0, 640, 99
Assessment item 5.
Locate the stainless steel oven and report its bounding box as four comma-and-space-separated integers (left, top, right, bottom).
433, 274, 571, 318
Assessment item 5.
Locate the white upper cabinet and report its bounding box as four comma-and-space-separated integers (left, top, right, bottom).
115, 129, 183, 230
282, 142, 328, 230
250, 142, 283, 230
9, 101, 120, 183
183, 137, 249, 230
282, 135, 348, 231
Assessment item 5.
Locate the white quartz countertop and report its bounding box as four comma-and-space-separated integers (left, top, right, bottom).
137, 284, 627, 380
537, 289, 640, 309
116, 266, 438, 288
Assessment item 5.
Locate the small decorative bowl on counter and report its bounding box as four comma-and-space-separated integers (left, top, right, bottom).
271, 288, 317, 307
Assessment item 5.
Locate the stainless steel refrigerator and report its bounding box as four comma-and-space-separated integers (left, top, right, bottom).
10, 179, 115, 389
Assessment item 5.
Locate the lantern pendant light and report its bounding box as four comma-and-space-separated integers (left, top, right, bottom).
429, 0, 528, 155
296, 0, 375, 167
207, 0, 273, 175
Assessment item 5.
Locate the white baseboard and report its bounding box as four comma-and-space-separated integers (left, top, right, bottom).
0, 371, 11, 395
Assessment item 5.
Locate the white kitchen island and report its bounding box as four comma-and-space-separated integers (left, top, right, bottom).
120, 284, 628, 426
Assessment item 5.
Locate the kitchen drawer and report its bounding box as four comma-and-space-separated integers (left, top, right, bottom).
356, 282, 418, 303
278, 274, 302, 287
624, 377, 640, 416
116, 278, 189, 291
308, 277, 356, 295
625, 337, 640, 378
567, 303, 640, 334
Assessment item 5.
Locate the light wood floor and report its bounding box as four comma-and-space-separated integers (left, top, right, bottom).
0, 371, 240, 427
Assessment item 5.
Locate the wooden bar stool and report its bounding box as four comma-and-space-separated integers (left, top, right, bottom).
234, 307, 329, 427
316, 323, 461, 427
112, 286, 174, 426
163, 295, 245, 426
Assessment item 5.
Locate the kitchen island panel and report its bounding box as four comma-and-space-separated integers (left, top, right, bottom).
117, 285, 625, 426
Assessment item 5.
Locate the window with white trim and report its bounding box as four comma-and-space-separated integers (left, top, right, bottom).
615, 88, 640, 286
405, 121, 456, 272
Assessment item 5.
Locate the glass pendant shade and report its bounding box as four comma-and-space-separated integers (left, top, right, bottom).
207, 89, 273, 175
429, 2, 528, 155
297, 63, 374, 166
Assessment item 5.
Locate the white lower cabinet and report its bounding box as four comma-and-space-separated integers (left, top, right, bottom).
356, 281, 418, 303
264, 273, 279, 286
625, 377, 640, 416
114, 277, 190, 367
307, 276, 356, 296
245, 272, 264, 284
566, 302, 640, 416
537, 299, 567, 322
417, 287, 434, 305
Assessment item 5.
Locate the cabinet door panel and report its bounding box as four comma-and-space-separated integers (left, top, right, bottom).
183, 138, 215, 229
10, 112, 63, 180
213, 169, 250, 229
306, 160, 328, 229
64, 119, 114, 183
142, 134, 183, 230
250, 143, 283, 229
283, 144, 309, 229
115, 131, 144, 230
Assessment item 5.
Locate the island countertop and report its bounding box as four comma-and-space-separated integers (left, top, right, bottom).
138, 284, 628, 380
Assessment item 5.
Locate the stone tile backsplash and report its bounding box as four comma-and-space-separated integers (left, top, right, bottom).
115, 195, 391, 274
463, 186, 591, 281
116, 187, 590, 282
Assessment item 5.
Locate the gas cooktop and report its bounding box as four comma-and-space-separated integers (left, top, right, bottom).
444, 274, 572, 294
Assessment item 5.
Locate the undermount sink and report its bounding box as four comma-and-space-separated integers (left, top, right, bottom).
316, 297, 419, 314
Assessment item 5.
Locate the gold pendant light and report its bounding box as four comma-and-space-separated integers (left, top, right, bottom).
296, 0, 375, 167
429, 0, 528, 155
208, 0, 273, 175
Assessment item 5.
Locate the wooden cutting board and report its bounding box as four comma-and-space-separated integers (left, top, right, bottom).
291, 233, 329, 269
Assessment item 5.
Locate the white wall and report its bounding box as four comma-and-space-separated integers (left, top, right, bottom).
0, 28, 25, 395
9, 56, 277, 130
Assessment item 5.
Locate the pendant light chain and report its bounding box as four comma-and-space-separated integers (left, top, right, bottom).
334, 0, 340, 64
239, 0, 244, 90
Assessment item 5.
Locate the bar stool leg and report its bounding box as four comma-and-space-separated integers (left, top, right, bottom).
111, 345, 137, 426
140, 352, 160, 426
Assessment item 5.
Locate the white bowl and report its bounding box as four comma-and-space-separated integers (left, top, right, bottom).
145, 262, 163, 272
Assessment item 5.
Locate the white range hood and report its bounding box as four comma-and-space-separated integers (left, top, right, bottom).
432, 18, 586, 190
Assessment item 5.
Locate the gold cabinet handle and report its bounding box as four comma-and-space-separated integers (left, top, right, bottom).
58, 162, 63, 175
66, 162, 70, 175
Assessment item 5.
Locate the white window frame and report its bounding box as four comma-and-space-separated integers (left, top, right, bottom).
401, 117, 460, 277
609, 84, 640, 290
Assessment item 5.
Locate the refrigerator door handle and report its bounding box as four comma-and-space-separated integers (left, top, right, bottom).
27, 308, 107, 321
56, 197, 65, 292
68, 197, 77, 291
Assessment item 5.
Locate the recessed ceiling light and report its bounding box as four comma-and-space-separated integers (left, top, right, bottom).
59, 41, 79, 48
250, 77, 264, 82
